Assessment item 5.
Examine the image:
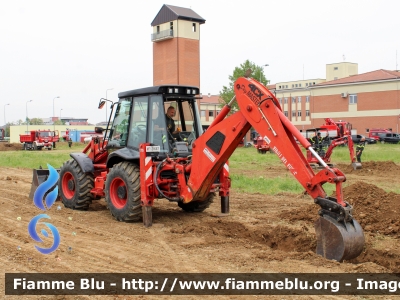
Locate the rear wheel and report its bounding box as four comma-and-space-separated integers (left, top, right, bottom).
59, 159, 93, 210
105, 161, 142, 222
178, 192, 215, 212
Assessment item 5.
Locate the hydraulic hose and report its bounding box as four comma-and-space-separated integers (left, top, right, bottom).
153, 158, 181, 202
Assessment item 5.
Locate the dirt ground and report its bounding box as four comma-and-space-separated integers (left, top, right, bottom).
1, 153, 400, 299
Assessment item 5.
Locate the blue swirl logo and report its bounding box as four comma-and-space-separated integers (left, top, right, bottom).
33, 164, 59, 210
28, 214, 60, 254
28, 164, 61, 254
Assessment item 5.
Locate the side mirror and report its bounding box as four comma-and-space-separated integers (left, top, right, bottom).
98, 100, 106, 109
95, 127, 104, 134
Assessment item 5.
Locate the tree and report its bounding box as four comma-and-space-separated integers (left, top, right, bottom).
29, 118, 44, 125
219, 60, 269, 112
53, 120, 64, 125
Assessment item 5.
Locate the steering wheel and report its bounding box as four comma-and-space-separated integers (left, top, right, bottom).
136, 124, 146, 134
179, 131, 195, 145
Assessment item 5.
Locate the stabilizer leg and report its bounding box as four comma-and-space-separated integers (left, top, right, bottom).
142, 206, 152, 227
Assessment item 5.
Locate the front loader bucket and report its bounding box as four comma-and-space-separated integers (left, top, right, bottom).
315, 215, 364, 262
29, 168, 60, 200
352, 162, 362, 170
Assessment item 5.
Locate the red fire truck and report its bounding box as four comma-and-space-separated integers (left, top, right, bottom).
20, 130, 59, 150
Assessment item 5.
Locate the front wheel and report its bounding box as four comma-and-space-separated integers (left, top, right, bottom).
59, 159, 94, 210
105, 161, 142, 222
178, 192, 215, 212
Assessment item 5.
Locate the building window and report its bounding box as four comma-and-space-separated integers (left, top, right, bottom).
286, 85, 288, 88
299, 83, 302, 87
170, 22, 173, 30
284, 98, 288, 104
306, 83, 308, 87
306, 110, 310, 116
334, 67, 338, 70
297, 96, 301, 103
284, 111, 288, 117
292, 97, 296, 103
292, 111, 296, 117
349, 94, 357, 104
306, 96, 310, 103
201, 110, 206, 117
298, 111, 301, 117
216, 110, 220, 115
278, 98, 282, 104
292, 84, 294, 88
157, 26, 160, 33
192, 23, 196, 32
209, 111, 214, 117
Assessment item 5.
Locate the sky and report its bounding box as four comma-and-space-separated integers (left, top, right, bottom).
1, 0, 400, 125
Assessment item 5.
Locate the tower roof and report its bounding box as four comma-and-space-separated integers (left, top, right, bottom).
151, 4, 205, 26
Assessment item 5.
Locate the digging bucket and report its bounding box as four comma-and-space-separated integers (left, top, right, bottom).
29, 168, 60, 200
315, 215, 365, 262
352, 162, 362, 170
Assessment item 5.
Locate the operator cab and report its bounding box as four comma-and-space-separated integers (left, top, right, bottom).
103, 85, 202, 158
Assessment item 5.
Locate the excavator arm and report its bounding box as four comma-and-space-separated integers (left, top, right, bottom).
185, 77, 364, 261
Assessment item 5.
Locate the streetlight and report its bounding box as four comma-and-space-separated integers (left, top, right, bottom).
260, 64, 269, 83
4, 103, 9, 137
53, 96, 60, 129
106, 88, 113, 122
26, 100, 33, 132
4, 103, 10, 125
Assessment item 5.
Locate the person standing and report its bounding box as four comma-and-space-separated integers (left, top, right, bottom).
356, 136, 366, 162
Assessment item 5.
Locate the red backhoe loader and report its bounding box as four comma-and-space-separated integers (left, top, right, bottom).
30, 77, 365, 262
306, 118, 362, 170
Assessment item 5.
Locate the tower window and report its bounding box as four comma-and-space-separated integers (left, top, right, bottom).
192, 23, 196, 32
170, 22, 173, 30
157, 26, 160, 33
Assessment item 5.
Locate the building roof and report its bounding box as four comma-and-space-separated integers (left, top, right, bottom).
200, 94, 222, 105
315, 69, 400, 86
151, 4, 206, 26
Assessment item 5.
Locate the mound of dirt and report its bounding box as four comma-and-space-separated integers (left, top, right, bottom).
337, 161, 400, 175
344, 181, 400, 236
0, 142, 22, 151
280, 181, 400, 237
261, 225, 316, 252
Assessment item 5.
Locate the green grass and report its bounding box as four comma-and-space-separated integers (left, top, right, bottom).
229, 143, 400, 195
329, 142, 400, 163
0, 141, 398, 196
0, 142, 87, 169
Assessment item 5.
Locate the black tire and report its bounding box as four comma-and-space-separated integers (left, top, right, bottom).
105, 161, 142, 222
178, 192, 215, 212
59, 159, 93, 210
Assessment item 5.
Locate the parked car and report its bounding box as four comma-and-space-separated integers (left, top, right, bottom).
381, 133, 400, 144
351, 135, 377, 144
368, 129, 393, 141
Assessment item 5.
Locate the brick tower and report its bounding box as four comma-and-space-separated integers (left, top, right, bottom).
151, 5, 205, 87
